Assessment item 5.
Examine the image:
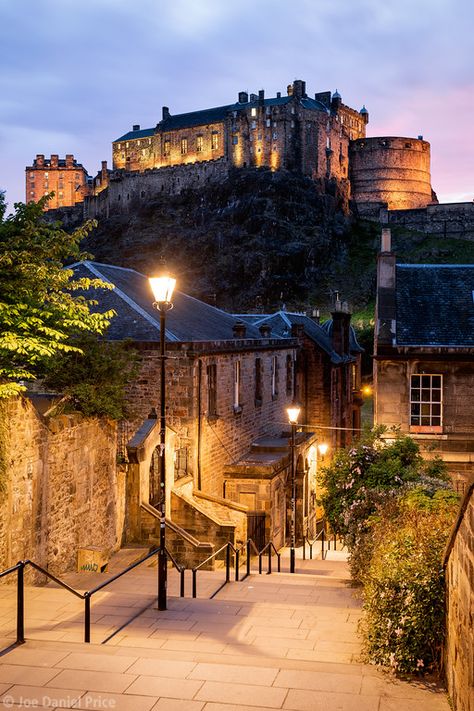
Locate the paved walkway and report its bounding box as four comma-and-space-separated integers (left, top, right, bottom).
0, 551, 450, 710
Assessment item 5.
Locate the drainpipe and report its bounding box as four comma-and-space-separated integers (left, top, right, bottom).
197, 359, 202, 491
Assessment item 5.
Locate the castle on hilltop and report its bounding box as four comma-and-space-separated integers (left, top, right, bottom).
26, 78, 440, 216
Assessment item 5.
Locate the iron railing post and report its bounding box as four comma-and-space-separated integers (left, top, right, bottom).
277, 552, 281, 572
192, 569, 197, 598
16, 562, 25, 645
322, 529, 325, 559
235, 549, 240, 582
258, 552, 262, 575
84, 593, 91, 643
303, 537, 306, 560
267, 544, 272, 575
180, 568, 185, 598
246, 540, 251, 578
225, 544, 231, 583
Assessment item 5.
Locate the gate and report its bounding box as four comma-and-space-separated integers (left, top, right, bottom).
247, 512, 266, 551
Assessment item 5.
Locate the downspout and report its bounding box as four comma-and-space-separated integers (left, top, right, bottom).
197, 359, 202, 491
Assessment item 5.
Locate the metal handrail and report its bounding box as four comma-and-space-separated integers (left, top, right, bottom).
0, 546, 187, 646
258, 541, 281, 575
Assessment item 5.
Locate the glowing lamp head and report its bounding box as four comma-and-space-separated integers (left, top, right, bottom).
362, 384, 373, 397
287, 404, 301, 425
318, 442, 329, 457
149, 273, 176, 305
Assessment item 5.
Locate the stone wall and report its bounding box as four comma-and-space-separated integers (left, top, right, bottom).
0, 397, 121, 576
83, 159, 229, 219
444, 481, 474, 711
386, 202, 474, 241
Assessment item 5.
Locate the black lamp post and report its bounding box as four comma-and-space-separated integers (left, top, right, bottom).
149, 268, 176, 611
287, 404, 301, 574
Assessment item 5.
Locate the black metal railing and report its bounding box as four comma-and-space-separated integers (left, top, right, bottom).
303, 520, 339, 561
258, 541, 281, 574
0, 547, 186, 646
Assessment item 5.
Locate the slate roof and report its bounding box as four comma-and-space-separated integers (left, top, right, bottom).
70, 261, 265, 343
113, 93, 327, 142
234, 311, 349, 364
395, 264, 474, 347
320, 319, 364, 354
113, 127, 156, 143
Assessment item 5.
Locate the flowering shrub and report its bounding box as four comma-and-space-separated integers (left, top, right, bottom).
360, 490, 458, 674
318, 428, 459, 674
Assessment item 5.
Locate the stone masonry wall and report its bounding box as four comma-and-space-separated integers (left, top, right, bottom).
386, 202, 474, 241
0, 397, 121, 576
444, 482, 474, 711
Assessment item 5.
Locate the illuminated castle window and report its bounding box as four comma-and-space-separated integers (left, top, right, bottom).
163, 140, 170, 157
211, 132, 218, 150
251, 107, 257, 117
181, 138, 188, 154
196, 135, 203, 152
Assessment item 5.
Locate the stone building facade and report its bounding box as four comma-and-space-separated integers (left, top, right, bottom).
25, 154, 90, 210
73, 261, 329, 556
112, 80, 367, 183
374, 228, 474, 489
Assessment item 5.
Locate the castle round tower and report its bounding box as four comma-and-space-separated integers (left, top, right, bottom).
349, 136, 435, 210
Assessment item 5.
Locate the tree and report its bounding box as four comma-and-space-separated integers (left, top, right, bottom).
0, 195, 114, 398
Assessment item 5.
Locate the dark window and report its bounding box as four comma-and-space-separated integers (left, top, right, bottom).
410, 374, 442, 429
207, 363, 217, 415
255, 358, 262, 405
174, 447, 189, 480
271, 355, 278, 398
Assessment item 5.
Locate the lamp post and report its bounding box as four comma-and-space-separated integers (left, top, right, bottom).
149, 267, 176, 611
286, 404, 300, 574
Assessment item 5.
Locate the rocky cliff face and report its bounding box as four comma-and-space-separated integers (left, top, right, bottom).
80, 167, 372, 311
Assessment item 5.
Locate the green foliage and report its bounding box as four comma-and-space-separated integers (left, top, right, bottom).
360, 490, 458, 674
0, 196, 115, 398
43, 335, 139, 420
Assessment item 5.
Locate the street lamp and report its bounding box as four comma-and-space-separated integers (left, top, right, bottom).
317, 442, 329, 461
286, 403, 301, 574
149, 266, 176, 611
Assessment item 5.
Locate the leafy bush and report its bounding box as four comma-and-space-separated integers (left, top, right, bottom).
43, 335, 139, 420
360, 489, 458, 674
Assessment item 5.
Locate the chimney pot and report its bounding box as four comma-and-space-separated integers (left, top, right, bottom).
238, 91, 248, 103
162, 106, 170, 120
133, 124, 140, 131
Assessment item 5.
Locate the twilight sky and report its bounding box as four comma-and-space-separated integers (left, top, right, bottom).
1, 0, 473, 212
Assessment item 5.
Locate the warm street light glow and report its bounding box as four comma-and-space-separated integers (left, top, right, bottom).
362, 384, 373, 396
318, 442, 329, 457
149, 274, 176, 305
287, 405, 301, 424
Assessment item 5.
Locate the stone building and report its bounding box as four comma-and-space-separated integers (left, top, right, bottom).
25, 154, 90, 209
374, 228, 474, 489
112, 80, 368, 185
73, 261, 326, 560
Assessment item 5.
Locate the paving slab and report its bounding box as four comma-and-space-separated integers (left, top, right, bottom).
0, 554, 450, 711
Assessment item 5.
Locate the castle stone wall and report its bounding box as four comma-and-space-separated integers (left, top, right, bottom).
0, 398, 121, 576
84, 160, 229, 219
350, 137, 434, 210
387, 201, 474, 240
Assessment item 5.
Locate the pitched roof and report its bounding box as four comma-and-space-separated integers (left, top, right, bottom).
235, 311, 348, 364
319, 319, 364, 354
112, 93, 328, 141
70, 261, 265, 343
395, 264, 474, 347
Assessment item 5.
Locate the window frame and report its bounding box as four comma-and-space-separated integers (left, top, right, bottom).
255, 357, 262, 406
207, 363, 218, 417
233, 360, 242, 413
409, 373, 443, 433
271, 355, 278, 399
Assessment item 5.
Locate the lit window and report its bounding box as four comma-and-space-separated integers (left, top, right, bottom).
118, 143, 121, 149
271, 355, 278, 398
232, 135, 239, 145
163, 140, 170, 157
45, 172, 49, 177
181, 138, 188, 154
251, 120, 257, 130
211, 132, 218, 150
266, 119, 271, 127
233, 360, 241, 409
207, 364, 217, 416
410, 374, 443, 431
251, 107, 257, 117
137, 140, 141, 146
273, 132, 277, 140
196, 135, 203, 152
59, 191, 63, 197
30, 191, 34, 196
126, 142, 129, 148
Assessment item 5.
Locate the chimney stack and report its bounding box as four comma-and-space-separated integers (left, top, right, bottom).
36, 154, 45, 167
238, 91, 248, 103
162, 106, 170, 120
310, 308, 320, 324
132, 124, 140, 131
50, 154, 58, 168
375, 229, 397, 351
331, 300, 351, 356
381, 227, 392, 253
